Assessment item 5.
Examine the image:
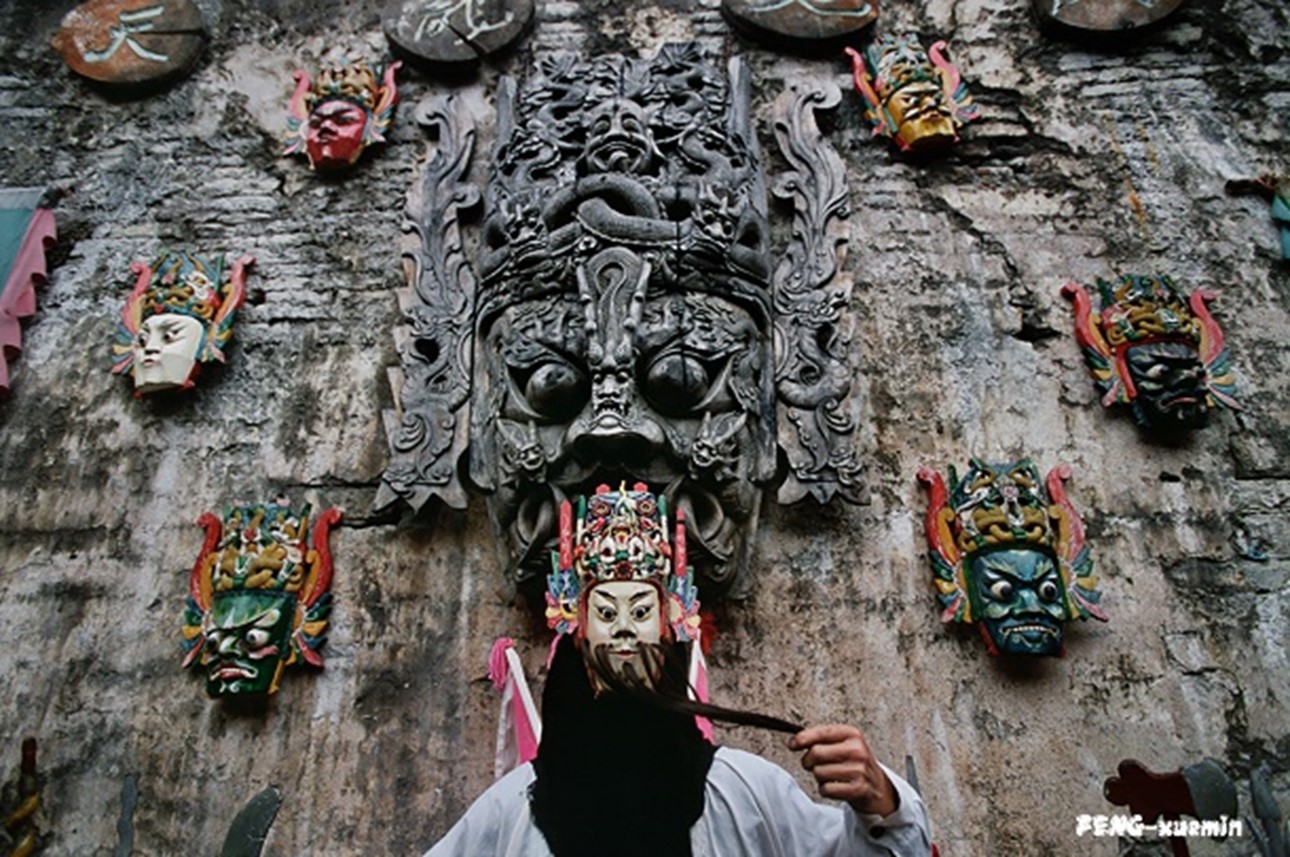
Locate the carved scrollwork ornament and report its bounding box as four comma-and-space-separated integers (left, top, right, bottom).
376, 94, 478, 514
771, 80, 864, 504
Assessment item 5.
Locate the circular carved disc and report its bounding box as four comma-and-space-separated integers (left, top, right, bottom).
722, 0, 879, 47
1033, 0, 1185, 32
383, 0, 534, 64
51, 0, 205, 85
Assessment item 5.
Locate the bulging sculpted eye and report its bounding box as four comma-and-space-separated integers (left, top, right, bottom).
245, 628, 271, 648
1038, 581, 1060, 602
523, 361, 588, 420
988, 580, 1013, 601
642, 352, 710, 415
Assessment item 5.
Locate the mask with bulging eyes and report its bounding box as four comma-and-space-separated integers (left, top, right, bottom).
201, 592, 297, 697
968, 549, 1069, 657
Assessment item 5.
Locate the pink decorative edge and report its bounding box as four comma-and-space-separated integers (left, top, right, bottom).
0, 209, 56, 396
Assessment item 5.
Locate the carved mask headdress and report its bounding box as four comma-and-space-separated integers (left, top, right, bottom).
548, 484, 700, 636
845, 34, 978, 153
918, 459, 1106, 657
285, 59, 400, 172
111, 250, 251, 396
182, 499, 341, 698
1062, 274, 1239, 432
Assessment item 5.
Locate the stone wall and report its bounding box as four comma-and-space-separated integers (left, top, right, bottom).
0, 0, 1287, 853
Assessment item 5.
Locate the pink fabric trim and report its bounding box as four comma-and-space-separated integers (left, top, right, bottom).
0, 209, 56, 394
490, 638, 542, 778
689, 635, 714, 743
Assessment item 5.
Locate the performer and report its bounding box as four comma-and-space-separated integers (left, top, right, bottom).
424, 485, 931, 856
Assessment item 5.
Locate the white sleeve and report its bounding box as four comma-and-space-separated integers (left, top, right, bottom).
699, 748, 932, 857
422, 764, 539, 857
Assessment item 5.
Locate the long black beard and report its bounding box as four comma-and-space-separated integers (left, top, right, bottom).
529, 636, 716, 857
586, 642, 803, 735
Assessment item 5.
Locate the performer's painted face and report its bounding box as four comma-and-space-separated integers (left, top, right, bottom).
305, 99, 369, 170
583, 580, 663, 691
133, 313, 204, 394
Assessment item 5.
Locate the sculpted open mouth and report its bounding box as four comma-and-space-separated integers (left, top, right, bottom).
1000, 622, 1059, 640
212, 663, 257, 680
587, 138, 648, 171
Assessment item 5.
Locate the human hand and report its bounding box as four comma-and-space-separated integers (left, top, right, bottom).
788, 724, 898, 817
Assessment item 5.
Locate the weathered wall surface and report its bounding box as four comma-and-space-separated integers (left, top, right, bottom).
0, 0, 1286, 854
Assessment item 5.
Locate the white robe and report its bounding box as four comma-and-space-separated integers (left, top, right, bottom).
424, 747, 933, 856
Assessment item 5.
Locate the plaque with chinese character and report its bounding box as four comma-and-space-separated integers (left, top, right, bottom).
722, 0, 878, 49
383, 0, 533, 64
52, 0, 206, 86
1033, 0, 1185, 33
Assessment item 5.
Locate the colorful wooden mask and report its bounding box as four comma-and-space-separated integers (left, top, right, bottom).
918, 459, 1106, 657
0, 188, 56, 398
1033, 0, 1186, 35
284, 60, 400, 172
546, 483, 700, 644
722, 0, 878, 49
111, 250, 251, 396
51, 0, 206, 87
182, 500, 341, 698
845, 34, 978, 154
1062, 274, 1240, 432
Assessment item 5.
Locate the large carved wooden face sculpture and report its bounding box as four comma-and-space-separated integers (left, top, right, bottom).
469, 48, 777, 594
378, 45, 866, 600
